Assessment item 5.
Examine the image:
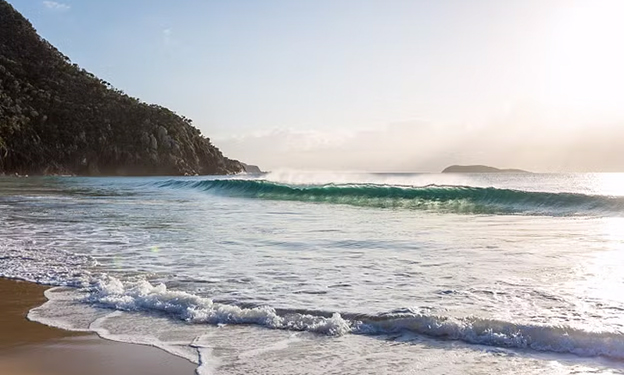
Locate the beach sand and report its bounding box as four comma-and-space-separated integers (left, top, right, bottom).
0, 278, 197, 375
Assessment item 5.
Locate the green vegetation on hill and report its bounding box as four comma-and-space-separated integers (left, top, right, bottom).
0, 1, 243, 176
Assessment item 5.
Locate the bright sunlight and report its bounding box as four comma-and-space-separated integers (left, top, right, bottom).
542, 0, 624, 117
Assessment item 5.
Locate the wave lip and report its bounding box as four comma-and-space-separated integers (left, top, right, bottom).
155, 179, 624, 216
85, 278, 624, 360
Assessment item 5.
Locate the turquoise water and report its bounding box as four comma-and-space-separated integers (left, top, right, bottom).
2, 172, 624, 374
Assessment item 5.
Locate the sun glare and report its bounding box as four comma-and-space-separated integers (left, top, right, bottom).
583, 173, 624, 196
542, 0, 624, 117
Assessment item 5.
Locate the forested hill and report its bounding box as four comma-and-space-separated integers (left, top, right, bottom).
0, 1, 244, 176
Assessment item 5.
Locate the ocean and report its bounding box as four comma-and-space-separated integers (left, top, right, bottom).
2, 172, 624, 374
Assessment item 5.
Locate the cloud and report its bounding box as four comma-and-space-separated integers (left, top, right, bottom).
162, 28, 173, 46
42, 1, 70, 11
214, 121, 460, 172
214, 114, 624, 173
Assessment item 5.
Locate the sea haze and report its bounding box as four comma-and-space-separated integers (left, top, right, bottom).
2, 172, 624, 374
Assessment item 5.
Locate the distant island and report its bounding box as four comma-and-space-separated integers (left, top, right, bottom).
441, 165, 530, 173
0, 1, 254, 176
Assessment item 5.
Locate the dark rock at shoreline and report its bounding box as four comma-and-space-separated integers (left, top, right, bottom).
442, 165, 530, 174
0, 1, 245, 176
241, 163, 263, 174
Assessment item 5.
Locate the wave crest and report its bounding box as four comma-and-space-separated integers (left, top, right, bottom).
155, 179, 624, 216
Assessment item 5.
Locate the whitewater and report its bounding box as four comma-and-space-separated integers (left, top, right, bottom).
2, 172, 624, 374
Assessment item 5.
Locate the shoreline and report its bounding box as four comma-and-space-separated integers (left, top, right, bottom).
0, 278, 196, 375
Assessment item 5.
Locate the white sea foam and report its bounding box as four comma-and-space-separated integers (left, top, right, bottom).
28, 286, 202, 364
57, 277, 624, 361
86, 277, 352, 336
356, 314, 624, 359
27, 287, 102, 332
259, 169, 478, 188
29, 282, 624, 375
0, 239, 94, 286
192, 333, 222, 375
20, 272, 624, 375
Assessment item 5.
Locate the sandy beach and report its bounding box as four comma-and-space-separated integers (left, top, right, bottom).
0, 278, 196, 375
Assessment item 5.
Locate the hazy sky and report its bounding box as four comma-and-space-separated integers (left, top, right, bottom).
10, 0, 624, 172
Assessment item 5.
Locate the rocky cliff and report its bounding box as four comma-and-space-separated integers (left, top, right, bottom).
241, 163, 263, 174
0, 1, 244, 176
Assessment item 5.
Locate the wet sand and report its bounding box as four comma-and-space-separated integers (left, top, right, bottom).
0, 278, 197, 375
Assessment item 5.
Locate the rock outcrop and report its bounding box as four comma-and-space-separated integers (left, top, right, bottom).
241, 163, 263, 174
0, 1, 245, 176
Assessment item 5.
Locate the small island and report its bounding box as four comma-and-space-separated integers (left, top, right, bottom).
441, 165, 530, 173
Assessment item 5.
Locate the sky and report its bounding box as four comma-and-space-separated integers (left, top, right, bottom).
9, 0, 624, 172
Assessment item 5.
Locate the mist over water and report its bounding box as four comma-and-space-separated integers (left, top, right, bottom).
2, 173, 624, 374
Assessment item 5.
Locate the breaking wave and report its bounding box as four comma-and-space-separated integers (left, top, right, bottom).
83, 278, 624, 360
154, 179, 624, 216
